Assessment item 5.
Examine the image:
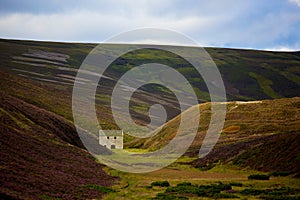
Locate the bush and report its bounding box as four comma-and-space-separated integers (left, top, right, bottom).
229, 182, 243, 187
197, 187, 221, 197
213, 182, 232, 191
267, 187, 298, 196
152, 193, 188, 200
212, 193, 239, 199
165, 182, 233, 198
166, 185, 199, 194
269, 171, 292, 177
262, 195, 300, 200
248, 174, 270, 180
151, 181, 170, 187
240, 187, 299, 197
240, 188, 266, 195
176, 182, 192, 186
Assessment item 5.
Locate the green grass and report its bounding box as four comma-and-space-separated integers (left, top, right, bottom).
96, 150, 179, 173
102, 162, 300, 200
163, 182, 239, 199
249, 72, 280, 98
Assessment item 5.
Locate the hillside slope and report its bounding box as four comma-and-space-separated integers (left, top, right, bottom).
128, 97, 300, 175
0, 90, 116, 199
0, 38, 300, 126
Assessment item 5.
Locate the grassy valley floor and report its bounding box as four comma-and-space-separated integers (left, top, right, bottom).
102, 157, 300, 200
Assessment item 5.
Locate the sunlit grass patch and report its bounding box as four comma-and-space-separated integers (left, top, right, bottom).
222, 125, 240, 133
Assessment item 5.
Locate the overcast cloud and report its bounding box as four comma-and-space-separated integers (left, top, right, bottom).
0, 0, 299, 51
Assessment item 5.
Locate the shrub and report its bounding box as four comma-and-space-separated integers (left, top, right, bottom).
213, 182, 232, 191
152, 193, 188, 200
240, 187, 299, 197
267, 187, 298, 196
229, 182, 243, 187
176, 182, 192, 186
240, 188, 266, 195
151, 181, 170, 187
212, 193, 239, 199
248, 174, 270, 180
262, 195, 300, 200
165, 182, 233, 198
269, 171, 292, 177
166, 185, 199, 194
197, 187, 221, 197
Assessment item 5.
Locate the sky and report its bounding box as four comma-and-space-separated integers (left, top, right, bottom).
0, 0, 300, 51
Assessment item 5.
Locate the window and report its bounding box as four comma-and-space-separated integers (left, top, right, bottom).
107, 136, 109, 139
114, 136, 117, 139
111, 144, 116, 149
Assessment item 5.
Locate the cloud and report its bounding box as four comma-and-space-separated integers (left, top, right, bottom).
264, 41, 300, 52
0, 0, 299, 50
265, 46, 299, 52
0, 5, 225, 43
289, 0, 300, 7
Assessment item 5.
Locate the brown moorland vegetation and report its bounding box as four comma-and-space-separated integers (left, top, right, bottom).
0, 91, 117, 199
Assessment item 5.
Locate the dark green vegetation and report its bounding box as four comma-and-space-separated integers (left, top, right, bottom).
240, 187, 300, 199
152, 193, 188, 200
151, 181, 300, 199
229, 182, 243, 187
151, 181, 170, 187
163, 182, 237, 199
270, 171, 293, 177
0, 38, 299, 199
248, 174, 270, 180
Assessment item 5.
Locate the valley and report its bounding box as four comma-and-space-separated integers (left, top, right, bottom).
0, 38, 299, 199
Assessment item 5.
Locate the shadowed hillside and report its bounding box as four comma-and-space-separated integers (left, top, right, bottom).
0, 68, 115, 199
0, 87, 116, 199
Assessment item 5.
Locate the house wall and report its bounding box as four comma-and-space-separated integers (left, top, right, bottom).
99, 135, 123, 149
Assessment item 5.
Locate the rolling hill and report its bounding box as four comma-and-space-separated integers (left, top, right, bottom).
0, 38, 300, 126
0, 74, 116, 199
128, 97, 300, 176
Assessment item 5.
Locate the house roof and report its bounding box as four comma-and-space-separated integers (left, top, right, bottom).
99, 130, 123, 137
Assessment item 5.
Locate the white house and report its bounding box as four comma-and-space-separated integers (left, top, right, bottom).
99, 130, 123, 149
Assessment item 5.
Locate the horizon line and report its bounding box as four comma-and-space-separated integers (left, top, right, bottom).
1, 37, 299, 53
